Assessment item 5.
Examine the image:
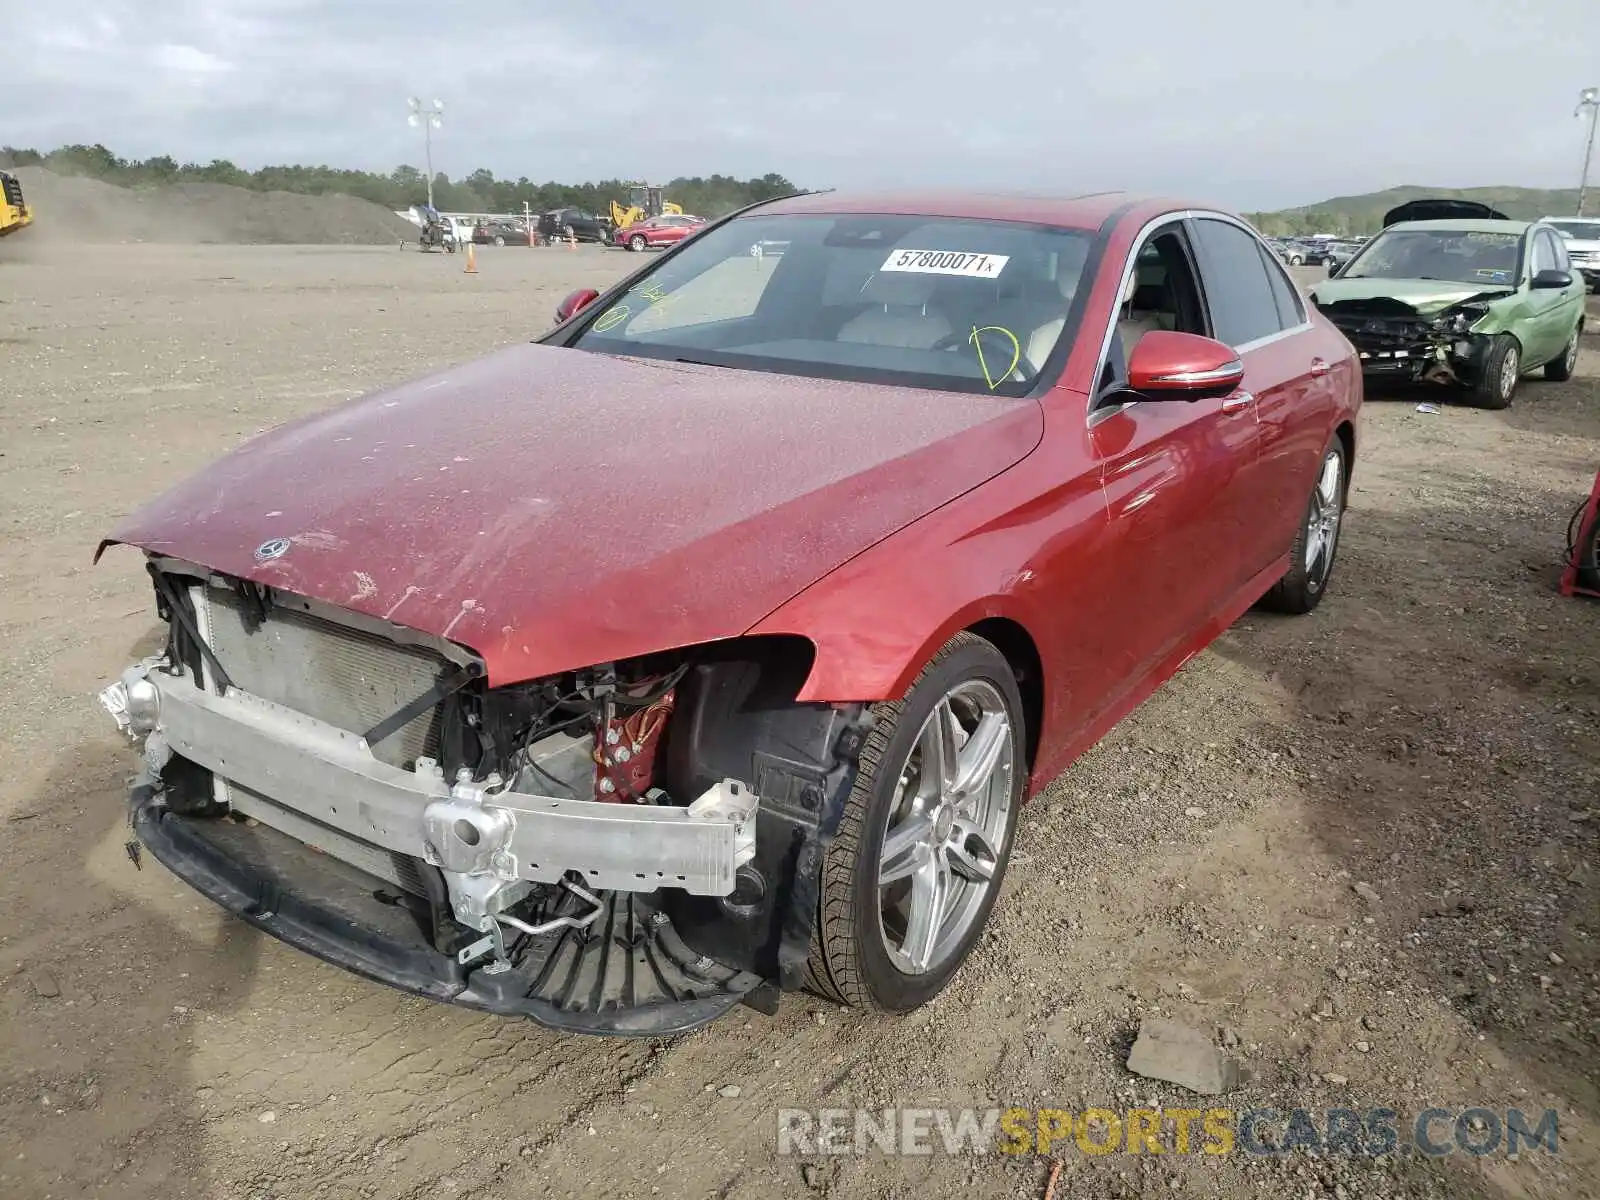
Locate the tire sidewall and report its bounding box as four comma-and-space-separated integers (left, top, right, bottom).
1306, 438, 1347, 598
1263, 433, 1348, 614
844, 639, 1025, 1010
1479, 335, 1519, 408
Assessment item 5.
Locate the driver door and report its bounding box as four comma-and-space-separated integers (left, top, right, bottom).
1074, 222, 1264, 727
1526, 228, 1581, 365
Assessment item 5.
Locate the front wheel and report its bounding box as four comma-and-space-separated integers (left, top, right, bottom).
1469, 334, 1519, 409
805, 632, 1023, 1012
1545, 325, 1581, 382
629, 233, 648, 252
1288, 255, 1304, 266
493, 235, 506, 247
1261, 436, 1347, 614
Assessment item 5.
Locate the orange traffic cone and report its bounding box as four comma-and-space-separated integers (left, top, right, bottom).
463, 242, 478, 274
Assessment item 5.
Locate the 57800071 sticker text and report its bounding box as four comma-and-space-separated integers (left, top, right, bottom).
880, 249, 1009, 279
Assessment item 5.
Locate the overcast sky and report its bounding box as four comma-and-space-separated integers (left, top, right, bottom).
5, 0, 1597, 210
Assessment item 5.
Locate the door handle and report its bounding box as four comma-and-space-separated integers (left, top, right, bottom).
1220, 390, 1255, 414
1309, 357, 1331, 376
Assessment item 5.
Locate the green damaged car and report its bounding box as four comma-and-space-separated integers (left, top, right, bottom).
1310, 199, 1587, 409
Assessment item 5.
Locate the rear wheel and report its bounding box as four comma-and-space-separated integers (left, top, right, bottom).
1469, 334, 1519, 409
805, 633, 1023, 1012
1545, 324, 1581, 382
493, 235, 506, 247
1261, 436, 1347, 614
630, 233, 648, 252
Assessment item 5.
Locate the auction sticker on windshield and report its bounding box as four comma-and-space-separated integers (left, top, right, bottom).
881, 249, 1009, 278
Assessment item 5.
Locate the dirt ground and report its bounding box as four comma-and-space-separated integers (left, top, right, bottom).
1, 242, 1597, 1200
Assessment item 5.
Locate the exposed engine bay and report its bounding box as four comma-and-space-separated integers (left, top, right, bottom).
101, 557, 871, 1034
1314, 292, 1509, 385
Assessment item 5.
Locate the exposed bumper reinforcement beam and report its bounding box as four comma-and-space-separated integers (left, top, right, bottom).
115, 662, 756, 903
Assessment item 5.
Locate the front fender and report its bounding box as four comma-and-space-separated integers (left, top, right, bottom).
747, 442, 1102, 707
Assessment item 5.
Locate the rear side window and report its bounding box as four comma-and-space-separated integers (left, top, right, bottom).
1258, 245, 1304, 328
1191, 218, 1288, 347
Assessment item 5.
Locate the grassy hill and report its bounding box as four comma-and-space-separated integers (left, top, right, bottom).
1246, 185, 1587, 237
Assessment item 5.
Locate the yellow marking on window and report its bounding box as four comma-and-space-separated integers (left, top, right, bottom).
593, 305, 630, 333
969, 325, 1022, 391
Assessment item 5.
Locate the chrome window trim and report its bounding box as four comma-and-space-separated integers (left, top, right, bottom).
1086, 209, 1312, 426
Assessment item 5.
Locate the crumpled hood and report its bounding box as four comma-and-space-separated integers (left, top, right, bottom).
104, 342, 1042, 684
1312, 277, 1513, 316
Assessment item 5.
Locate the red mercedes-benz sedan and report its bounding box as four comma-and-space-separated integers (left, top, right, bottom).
97, 190, 1360, 1035
613, 212, 707, 251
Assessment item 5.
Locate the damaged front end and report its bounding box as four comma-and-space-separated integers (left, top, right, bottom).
1315, 292, 1510, 386
100, 557, 869, 1035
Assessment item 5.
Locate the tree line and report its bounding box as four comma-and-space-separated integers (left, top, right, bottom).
0, 143, 801, 219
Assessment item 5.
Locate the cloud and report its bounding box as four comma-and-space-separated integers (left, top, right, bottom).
3, 0, 1598, 209
152, 44, 234, 75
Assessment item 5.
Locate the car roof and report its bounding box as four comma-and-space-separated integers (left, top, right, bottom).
752, 189, 1198, 230
1383, 218, 1531, 235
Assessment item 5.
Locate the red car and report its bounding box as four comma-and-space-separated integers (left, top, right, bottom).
614, 212, 705, 251
98, 190, 1359, 1036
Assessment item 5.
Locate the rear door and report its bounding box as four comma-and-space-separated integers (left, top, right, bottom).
1187, 215, 1333, 577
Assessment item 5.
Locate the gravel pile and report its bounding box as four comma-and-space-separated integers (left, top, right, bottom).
12, 167, 415, 245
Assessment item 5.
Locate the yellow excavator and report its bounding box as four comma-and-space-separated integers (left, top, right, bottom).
609, 183, 683, 231
1, 169, 33, 237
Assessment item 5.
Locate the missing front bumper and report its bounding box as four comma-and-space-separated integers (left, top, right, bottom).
104, 659, 757, 916
127, 781, 765, 1035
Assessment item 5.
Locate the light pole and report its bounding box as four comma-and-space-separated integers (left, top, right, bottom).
407, 96, 444, 209
1577, 87, 1600, 217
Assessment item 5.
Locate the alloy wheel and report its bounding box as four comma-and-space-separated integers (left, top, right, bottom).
876, 680, 1015, 975
1304, 448, 1343, 588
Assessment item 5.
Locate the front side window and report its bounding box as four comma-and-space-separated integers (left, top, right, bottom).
1540, 230, 1570, 272
1532, 230, 1556, 274
1341, 228, 1522, 287
569, 213, 1096, 395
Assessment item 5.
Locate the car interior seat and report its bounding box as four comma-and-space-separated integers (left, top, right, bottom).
1118, 262, 1172, 356
837, 272, 953, 349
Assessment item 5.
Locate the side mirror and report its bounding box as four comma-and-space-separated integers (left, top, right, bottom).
555, 287, 600, 324
1126, 331, 1245, 402
1530, 268, 1573, 290
1327, 261, 1340, 278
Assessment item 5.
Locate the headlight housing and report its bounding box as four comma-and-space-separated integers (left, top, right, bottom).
1433, 305, 1488, 336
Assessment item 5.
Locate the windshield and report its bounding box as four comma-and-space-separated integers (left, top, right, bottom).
567, 213, 1095, 396
1547, 219, 1600, 241
1341, 228, 1522, 287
